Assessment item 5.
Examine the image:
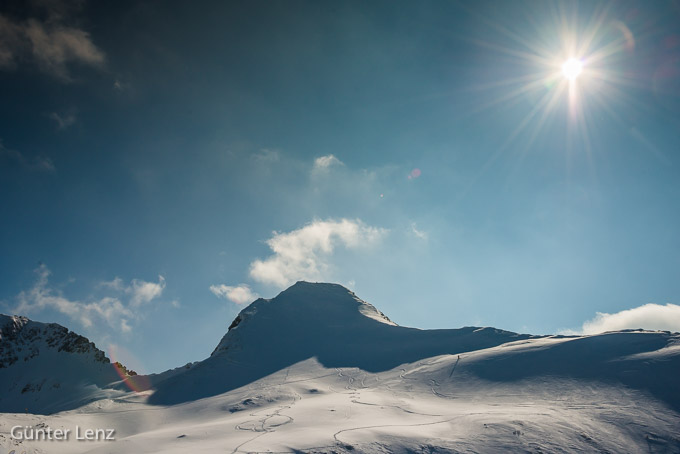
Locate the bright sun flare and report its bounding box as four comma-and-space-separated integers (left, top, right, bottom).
470, 2, 636, 156
562, 58, 583, 80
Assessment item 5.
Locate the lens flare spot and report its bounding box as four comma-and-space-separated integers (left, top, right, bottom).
612, 21, 635, 52
109, 344, 151, 393
408, 168, 421, 180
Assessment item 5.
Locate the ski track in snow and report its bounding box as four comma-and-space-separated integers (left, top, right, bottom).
232, 391, 300, 453
2, 284, 680, 453
1, 354, 679, 454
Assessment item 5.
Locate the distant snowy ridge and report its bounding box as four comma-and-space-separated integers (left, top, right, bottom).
0, 314, 124, 414
0, 315, 109, 368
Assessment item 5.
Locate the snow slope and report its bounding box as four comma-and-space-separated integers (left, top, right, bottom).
1, 282, 679, 453
2, 343, 679, 453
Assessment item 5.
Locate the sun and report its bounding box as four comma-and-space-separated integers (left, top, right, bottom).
464, 1, 638, 162
562, 58, 583, 80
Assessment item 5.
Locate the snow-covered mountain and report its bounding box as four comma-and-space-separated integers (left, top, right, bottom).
149, 282, 533, 405
0, 314, 124, 414
1, 282, 679, 453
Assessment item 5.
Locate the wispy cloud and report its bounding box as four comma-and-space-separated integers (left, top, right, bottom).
253, 148, 280, 162
12, 264, 169, 334
209, 284, 258, 305
99, 274, 166, 307
99, 277, 125, 291
15, 265, 133, 331
0, 15, 23, 69
0, 1, 105, 81
26, 21, 105, 79
120, 319, 132, 333
578, 303, 680, 334
249, 219, 387, 287
49, 111, 77, 129
410, 222, 428, 240
0, 140, 55, 172
312, 154, 343, 173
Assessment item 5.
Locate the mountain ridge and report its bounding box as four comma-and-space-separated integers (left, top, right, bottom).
0, 314, 110, 368
0, 313, 124, 414
149, 281, 535, 405
2, 282, 679, 417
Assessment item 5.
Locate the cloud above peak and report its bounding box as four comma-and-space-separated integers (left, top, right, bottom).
579, 303, 680, 334
249, 219, 387, 287
210, 284, 258, 305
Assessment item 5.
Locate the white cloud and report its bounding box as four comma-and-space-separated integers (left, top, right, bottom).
120, 319, 132, 333
129, 276, 166, 307
13, 265, 169, 334
249, 219, 387, 287
14, 264, 133, 330
27, 20, 105, 79
410, 222, 428, 240
0, 6, 105, 81
312, 154, 343, 173
210, 284, 258, 305
99, 277, 125, 291
579, 303, 680, 334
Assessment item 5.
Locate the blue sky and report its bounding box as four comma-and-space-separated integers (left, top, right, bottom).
1, 0, 679, 373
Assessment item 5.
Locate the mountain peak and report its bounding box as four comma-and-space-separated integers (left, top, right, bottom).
211, 281, 395, 356
284, 280, 353, 294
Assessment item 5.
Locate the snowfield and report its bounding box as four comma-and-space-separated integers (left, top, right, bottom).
1, 282, 679, 453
